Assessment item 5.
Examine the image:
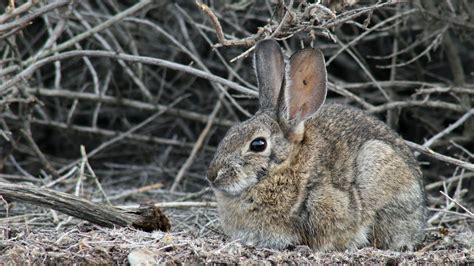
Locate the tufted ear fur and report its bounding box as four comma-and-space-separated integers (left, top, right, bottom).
279, 47, 327, 141
254, 39, 286, 111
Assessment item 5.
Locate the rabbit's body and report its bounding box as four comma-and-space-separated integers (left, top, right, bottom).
208, 40, 426, 251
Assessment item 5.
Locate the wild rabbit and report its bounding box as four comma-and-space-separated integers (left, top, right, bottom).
207, 39, 426, 251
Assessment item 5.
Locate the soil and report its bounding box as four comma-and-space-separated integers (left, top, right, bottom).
1, 204, 472, 264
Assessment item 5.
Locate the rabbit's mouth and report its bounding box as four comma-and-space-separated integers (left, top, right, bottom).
210, 169, 259, 196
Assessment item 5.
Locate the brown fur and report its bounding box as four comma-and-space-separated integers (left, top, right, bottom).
207, 40, 426, 251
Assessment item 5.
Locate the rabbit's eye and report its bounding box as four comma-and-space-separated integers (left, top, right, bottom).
250, 137, 267, 152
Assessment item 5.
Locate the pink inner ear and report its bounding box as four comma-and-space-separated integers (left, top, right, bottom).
287, 48, 327, 121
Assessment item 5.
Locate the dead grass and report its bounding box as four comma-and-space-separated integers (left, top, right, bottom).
1, 204, 472, 264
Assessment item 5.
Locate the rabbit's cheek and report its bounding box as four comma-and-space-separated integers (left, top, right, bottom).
268, 136, 292, 163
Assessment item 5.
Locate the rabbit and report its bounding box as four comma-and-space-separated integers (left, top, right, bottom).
207, 39, 426, 251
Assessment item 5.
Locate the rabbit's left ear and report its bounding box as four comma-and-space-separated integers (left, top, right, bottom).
254, 39, 285, 111
282, 48, 327, 123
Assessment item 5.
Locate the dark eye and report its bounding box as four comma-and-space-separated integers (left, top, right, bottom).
250, 137, 267, 152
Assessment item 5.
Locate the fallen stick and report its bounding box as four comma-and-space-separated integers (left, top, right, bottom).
0, 181, 170, 232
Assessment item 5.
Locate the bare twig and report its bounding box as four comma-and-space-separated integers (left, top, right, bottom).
58, 95, 187, 174
25, 88, 234, 126
195, 1, 257, 47
425, 172, 474, 190
0, 1, 36, 24
422, 109, 474, 148
170, 94, 223, 192
406, 141, 474, 172
0, 50, 256, 97
0, 0, 153, 76
439, 191, 473, 217
0, 0, 70, 34
80, 146, 111, 205
2, 114, 216, 152
119, 201, 217, 209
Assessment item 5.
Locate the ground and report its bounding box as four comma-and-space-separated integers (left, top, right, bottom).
1, 203, 472, 264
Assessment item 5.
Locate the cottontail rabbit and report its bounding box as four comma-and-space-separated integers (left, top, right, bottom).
207, 39, 426, 251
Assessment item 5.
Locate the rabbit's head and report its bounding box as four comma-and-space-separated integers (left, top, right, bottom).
207, 39, 327, 196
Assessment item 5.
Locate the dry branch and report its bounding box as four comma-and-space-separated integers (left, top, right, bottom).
0, 0, 36, 24
425, 172, 474, 190
0, 0, 70, 34
0, 50, 256, 97
421, 109, 474, 149
170, 94, 223, 192
0, 0, 153, 76
24, 88, 234, 126
0, 181, 171, 232
2, 113, 217, 152
196, 1, 256, 47
119, 201, 217, 209
406, 141, 474, 172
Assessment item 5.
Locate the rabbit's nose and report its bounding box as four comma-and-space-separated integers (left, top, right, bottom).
207, 165, 219, 183
207, 168, 224, 184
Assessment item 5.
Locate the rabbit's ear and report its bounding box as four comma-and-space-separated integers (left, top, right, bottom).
254, 39, 285, 111
284, 48, 327, 122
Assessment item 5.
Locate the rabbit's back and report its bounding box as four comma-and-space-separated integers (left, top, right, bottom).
308, 104, 415, 160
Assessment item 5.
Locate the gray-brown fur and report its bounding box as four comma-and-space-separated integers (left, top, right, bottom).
207, 39, 426, 251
